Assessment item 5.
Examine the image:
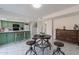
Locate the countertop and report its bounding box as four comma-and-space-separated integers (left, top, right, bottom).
0, 30, 30, 33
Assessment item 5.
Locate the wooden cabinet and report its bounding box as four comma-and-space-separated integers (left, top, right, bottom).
56, 29, 66, 41
56, 29, 79, 44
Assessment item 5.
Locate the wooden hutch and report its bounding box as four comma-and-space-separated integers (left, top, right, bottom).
56, 29, 79, 45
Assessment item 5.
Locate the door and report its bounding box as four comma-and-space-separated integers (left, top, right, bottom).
31, 22, 37, 37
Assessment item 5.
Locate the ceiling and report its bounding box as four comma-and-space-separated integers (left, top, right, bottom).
0, 4, 77, 21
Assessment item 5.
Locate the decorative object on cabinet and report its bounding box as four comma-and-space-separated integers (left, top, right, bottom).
73, 24, 79, 30
63, 26, 66, 30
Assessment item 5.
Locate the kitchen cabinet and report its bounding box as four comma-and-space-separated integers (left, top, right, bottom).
0, 33, 8, 45
56, 29, 79, 44
25, 31, 30, 39
20, 23, 24, 27
0, 20, 30, 45
8, 22, 13, 28
0, 31, 30, 45
0, 20, 24, 30
7, 32, 15, 43
15, 32, 24, 41
1, 21, 8, 28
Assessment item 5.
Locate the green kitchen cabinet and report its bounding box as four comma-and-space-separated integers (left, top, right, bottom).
0, 20, 25, 30
18, 32, 24, 41
20, 23, 24, 27
0, 33, 8, 45
25, 31, 30, 39
20, 32, 24, 40
7, 22, 13, 28
15, 32, 24, 41
7, 32, 15, 43
1, 21, 8, 28
0, 31, 30, 45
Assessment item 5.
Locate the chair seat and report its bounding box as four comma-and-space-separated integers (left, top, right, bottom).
54, 41, 64, 47
26, 40, 35, 45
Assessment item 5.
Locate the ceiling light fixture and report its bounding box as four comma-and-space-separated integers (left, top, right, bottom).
32, 4, 42, 8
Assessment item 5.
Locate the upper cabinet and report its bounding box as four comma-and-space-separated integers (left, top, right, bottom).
0, 20, 25, 29
7, 21, 13, 28
1, 21, 8, 28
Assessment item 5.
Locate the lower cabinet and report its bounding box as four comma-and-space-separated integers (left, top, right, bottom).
15, 32, 24, 41
25, 31, 30, 39
7, 32, 15, 43
56, 29, 78, 44
0, 33, 8, 45
0, 31, 30, 45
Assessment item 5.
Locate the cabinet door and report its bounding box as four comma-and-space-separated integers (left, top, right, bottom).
15, 32, 24, 41
20, 23, 24, 28
66, 31, 78, 43
0, 33, 8, 45
7, 32, 15, 43
19, 32, 24, 40
56, 29, 66, 40
8, 22, 13, 28
1, 21, 8, 28
25, 31, 30, 39
17, 32, 24, 41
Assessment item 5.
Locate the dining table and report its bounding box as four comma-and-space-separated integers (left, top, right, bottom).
33, 33, 51, 55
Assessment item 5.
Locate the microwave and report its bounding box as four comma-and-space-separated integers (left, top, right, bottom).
13, 24, 20, 31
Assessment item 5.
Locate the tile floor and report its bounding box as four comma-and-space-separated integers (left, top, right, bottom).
0, 39, 79, 55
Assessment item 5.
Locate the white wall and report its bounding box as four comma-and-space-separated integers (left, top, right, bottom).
37, 21, 43, 34
37, 19, 52, 35
44, 19, 52, 35
37, 19, 53, 44
53, 13, 79, 40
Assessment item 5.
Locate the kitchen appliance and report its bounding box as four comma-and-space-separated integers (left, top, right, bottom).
13, 24, 20, 30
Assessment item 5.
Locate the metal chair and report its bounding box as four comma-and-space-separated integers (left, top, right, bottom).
25, 40, 37, 55
43, 35, 52, 50
52, 41, 65, 55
